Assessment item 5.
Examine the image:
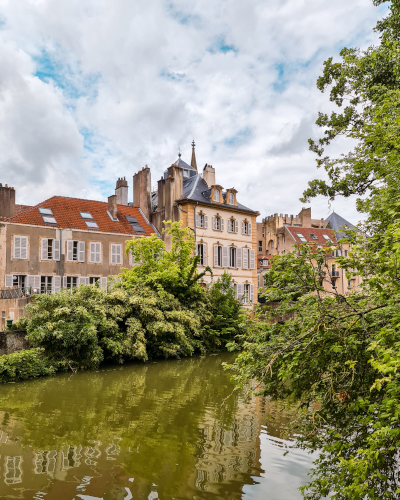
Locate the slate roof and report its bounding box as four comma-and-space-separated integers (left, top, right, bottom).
179, 174, 258, 214
173, 157, 196, 171
285, 226, 337, 245
5, 196, 156, 236
326, 212, 355, 240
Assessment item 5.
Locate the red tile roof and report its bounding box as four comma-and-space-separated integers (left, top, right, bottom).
15, 204, 33, 215
5, 196, 156, 236
285, 226, 337, 245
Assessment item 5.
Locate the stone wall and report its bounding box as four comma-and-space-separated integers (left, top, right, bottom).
0, 297, 32, 330
0, 330, 31, 355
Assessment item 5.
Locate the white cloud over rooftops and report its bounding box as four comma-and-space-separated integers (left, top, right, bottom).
0, 0, 387, 225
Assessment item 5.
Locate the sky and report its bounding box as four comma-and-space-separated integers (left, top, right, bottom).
0, 0, 388, 225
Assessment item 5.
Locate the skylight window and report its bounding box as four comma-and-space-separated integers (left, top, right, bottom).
42, 216, 57, 224
126, 216, 145, 233
80, 212, 93, 219
85, 221, 99, 229
39, 208, 53, 215
309, 233, 318, 240
296, 233, 307, 243
322, 234, 332, 241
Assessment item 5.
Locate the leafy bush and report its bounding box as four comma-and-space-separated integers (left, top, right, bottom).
0, 348, 56, 383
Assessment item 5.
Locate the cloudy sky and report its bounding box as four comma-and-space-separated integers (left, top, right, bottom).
0, 0, 387, 224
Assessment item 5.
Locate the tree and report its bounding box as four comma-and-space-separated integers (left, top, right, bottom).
230, 2, 400, 498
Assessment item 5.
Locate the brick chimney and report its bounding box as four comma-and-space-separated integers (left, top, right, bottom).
132, 166, 152, 220
108, 194, 118, 220
115, 177, 128, 205
202, 164, 215, 187
0, 183, 16, 221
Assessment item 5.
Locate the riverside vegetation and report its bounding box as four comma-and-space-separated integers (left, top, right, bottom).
3, 222, 244, 381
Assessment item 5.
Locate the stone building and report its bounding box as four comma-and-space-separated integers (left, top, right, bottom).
132, 142, 260, 304
0, 180, 156, 327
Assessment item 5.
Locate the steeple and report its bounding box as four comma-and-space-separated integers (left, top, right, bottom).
190, 140, 197, 171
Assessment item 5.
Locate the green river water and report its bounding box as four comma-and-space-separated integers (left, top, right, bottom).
0, 352, 314, 500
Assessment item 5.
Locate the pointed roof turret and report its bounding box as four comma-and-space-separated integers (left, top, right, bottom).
190, 140, 197, 171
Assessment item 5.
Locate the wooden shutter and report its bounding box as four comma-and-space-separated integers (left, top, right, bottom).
241, 222, 244, 235
227, 220, 232, 233
250, 250, 255, 269
96, 243, 101, 263
222, 246, 228, 268
237, 248, 242, 268
243, 249, 248, 269
235, 220, 238, 233
52, 276, 61, 293
63, 276, 67, 288
53, 239, 60, 261
212, 217, 216, 230
89, 242, 95, 263
111, 244, 119, 265
221, 218, 224, 232
67, 241, 74, 261
78, 242, 85, 263
20, 236, 28, 259
237, 284, 244, 303
204, 215, 208, 229
100, 277, 107, 290
41, 238, 48, 260
13, 236, 21, 259
248, 223, 252, 236
5, 275, 13, 287
116, 245, 122, 265
196, 214, 201, 228
78, 277, 86, 286
203, 243, 207, 266
250, 284, 255, 303
214, 245, 219, 267
34, 276, 40, 289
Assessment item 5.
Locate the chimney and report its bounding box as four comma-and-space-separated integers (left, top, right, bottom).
132, 166, 152, 219
115, 177, 128, 205
108, 195, 117, 220
0, 183, 16, 221
202, 164, 215, 187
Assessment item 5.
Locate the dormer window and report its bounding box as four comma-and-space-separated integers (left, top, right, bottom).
229, 193, 234, 204
214, 190, 220, 202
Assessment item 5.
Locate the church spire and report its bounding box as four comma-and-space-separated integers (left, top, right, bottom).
190, 139, 197, 171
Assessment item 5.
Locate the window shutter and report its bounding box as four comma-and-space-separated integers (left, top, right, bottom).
78, 241, 85, 262
89, 242, 95, 263
248, 223, 252, 236
250, 249, 255, 269
28, 275, 35, 288
20, 236, 28, 259
111, 244, 117, 265
235, 220, 239, 233
67, 241, 74, 262
41, 238, 48, 260
222, 246, 228, 268
117, 245, 122, 265
203, 243, 207, 266
243, 249, 248, 269
204, 215, 208, 229
53, 239, 60, 261
221, 218, 224, 232
227, 220, 232, 233
34, 276, 41, 289
237, 248, 242, 268
250, 284, 254, 303
96, 243, 101, 263
212, 217, 216, 230
13, 236, 21, 259
241, 221, 244, 234
52, 276, 61, 293
78, 276, 87, 286
237, 284, 244, 303
196, 214, 201, 228
63, 276, 67, 288
100, 277, 107, 290
214, 245, 219, 267
5, 275, 13, 287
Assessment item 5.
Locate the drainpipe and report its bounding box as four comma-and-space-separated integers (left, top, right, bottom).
59, 229, 62, 287
193, 202, 199, 242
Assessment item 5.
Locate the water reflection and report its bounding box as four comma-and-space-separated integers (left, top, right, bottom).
0, 352, 312, 499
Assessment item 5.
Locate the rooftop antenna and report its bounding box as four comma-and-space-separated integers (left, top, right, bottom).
178, 147, 181, 159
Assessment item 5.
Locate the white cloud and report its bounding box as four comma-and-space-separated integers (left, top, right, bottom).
0, 0, 387, 224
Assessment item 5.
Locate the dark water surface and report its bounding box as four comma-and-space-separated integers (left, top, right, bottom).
0, 352, 313, 499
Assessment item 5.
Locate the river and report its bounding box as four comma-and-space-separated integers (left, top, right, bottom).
0, 352, 314, 499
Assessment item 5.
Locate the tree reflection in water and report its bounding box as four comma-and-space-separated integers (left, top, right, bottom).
0, 352, 305, 499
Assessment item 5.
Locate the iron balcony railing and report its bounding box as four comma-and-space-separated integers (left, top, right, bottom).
0, 287, 37, 299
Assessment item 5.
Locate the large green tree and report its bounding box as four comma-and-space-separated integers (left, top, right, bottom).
230, 1, 400, 498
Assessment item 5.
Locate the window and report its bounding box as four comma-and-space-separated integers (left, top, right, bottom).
89, 277, 101, 285
335, 249, 342, 257
344, 250, 348, 257
66, 240, 85, 262
41, 276, 53, 294
85, 221, 99, 229
42, 216, 58, 224
262, 259, 269, 266
196, 243, 206, 266
262, 227, 265, 238
41, 238, 60, 261
13, 236, 28, 259
183, 170, 189, 178
89, 242, 102, 263
80, 212, 93, 219
212, 216, 224, 231
258, 241, 263, 252
196, 214, 208, 229
214, 189, 220, 202
347, 280, 352, 290
229, 247, 236, 268
12, 275, 26, 288
229, 192, 234, 204
214, 245, 222, 267
242, 248, 255, 270
39, 208, 53, 215
296, 233, 307, 243
66, 277, 78, 289
236, 283, 254, 304
241, 221, 252, 235
227, 219, 237, 233
309, 233, 318, 240
243, 284, 250, 303
322, 234, 332, 242
126, 216, 145, 234
110, 244, 122, 265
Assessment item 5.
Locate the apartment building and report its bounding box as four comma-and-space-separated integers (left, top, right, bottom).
132, 142, 260, 305
0, 180, 156, 325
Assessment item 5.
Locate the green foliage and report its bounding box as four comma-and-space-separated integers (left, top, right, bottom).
0, 348, 56, 383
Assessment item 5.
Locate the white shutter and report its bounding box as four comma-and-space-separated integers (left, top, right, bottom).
227, 220, 232, 233
52, 276, 61, 293
248, 223, 252, 236
237, 248, 242, 268
250, 284, 254, 303
28, 275, 35, 288
214, 245, 219, 267
5, 275, 13, 287
243, 249, 248, 269
195, 244, 198, 256
221, 218, 224, 232
250, 249, 255, 269
111, 244, 117, 264
212, 217, 216, 230
203, 243, 207, 266
96, 243, 101, 263
196, 214, 201, 228
41, 238, 48, 260
20, 236, 28, 259
53, 239, 60, 261
241, 222, 245, 235
34, 276, 41, 289
237, 284, 244, 303
116, 245, 122, 265
235, 220, 239, 233
222, 246, 228, 268
63, 276, 67, 288
13, 236, 21, 259
100, 277, 107, 290
204, 215, 208, 229
78, 277, 87, 286
78, 241, 85, 262
67, 240, 74, 262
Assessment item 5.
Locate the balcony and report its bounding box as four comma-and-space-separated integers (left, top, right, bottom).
331, 271, 340, 278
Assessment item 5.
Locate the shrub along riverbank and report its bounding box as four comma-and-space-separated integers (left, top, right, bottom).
4, 222, 245, 383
